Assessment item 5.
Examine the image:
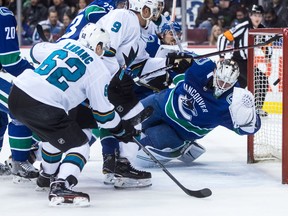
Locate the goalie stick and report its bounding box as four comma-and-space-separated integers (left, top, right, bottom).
132, 137, 212, 198
36, 24, 48, 42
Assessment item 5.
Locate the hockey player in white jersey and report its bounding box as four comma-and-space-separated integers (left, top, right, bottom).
94, 0, 193, 188
8, 23, 139, 207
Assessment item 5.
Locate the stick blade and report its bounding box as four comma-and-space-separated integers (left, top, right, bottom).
186, 188, 212, 198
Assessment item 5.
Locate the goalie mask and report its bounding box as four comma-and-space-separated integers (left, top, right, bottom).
213, 59, 240, 97
78, 23, 111, 56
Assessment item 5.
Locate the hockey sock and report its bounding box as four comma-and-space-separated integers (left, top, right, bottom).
58, 142, 90, 182
8, 119, 32, 162
41, 142, 62, 175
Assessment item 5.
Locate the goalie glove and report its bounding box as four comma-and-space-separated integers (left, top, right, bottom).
229, 87, 257, 133
166, 52, 194, 74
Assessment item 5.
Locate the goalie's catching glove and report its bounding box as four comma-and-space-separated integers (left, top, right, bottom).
166, 52, 194, 74
229, 87, 258, 133
109, 119, 140, 143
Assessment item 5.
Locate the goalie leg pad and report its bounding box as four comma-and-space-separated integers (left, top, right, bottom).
178, 141, 206, 164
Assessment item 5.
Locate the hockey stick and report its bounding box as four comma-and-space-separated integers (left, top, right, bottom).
128, 106, 154, 126
193, 34, 282, 59
170, 0, 184, 52
135, 34, 282, 83
36, 24, 48, 42
132, 137, 212, 198
133, 65, 173, 92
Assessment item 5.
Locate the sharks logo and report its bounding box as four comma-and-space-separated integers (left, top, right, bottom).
123, 46, 139, 67
178, 94, 198, 121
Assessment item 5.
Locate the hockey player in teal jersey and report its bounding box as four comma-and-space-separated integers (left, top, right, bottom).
135, 57, 261, 167
0, 3, 39, 179
8, 23, 138, 207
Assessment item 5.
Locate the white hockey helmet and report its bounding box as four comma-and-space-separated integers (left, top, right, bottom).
213, 59, 240, 97
78, 23, 110, 55
129, 0, 159, 21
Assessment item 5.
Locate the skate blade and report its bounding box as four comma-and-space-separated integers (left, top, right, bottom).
12, 175, 36, 184
35, 186, 49, 192
114, 178, 152, 189
103, 173, 116, 185
0, 174, 13, 181
49, 197, 90, 207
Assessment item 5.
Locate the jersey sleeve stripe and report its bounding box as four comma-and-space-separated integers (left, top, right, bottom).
92, 109, 116, 124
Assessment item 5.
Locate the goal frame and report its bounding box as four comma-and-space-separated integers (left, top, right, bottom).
247, 28, 288, 184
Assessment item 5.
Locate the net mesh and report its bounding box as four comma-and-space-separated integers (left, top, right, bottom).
252, 34, 283, 160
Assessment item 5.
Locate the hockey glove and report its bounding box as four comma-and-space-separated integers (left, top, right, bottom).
229, 87, 257, 133
109, 119, 140, 143
109, 68, 135, 95
166, 52, 194, 74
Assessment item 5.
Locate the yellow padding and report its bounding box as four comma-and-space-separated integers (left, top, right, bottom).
262, 101, 282, 114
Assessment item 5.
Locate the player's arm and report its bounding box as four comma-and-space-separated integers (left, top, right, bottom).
30, 42, 59, 64
217, 22, 247, 60
86, 62, 138, 143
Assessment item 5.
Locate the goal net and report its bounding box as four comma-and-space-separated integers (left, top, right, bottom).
247, 28, 288, 184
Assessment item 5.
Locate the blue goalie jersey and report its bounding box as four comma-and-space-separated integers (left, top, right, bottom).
161, 56, 259, 140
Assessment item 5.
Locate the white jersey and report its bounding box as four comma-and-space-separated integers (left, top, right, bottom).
14, 39, 120, 129
96, 9, 166, 77
96, 9, 143, 68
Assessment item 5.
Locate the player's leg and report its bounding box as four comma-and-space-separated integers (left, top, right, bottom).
114, 102, 152, 188
0, 111, 11, 176
7, 116, 39, 179
137, 90, 206, 166
8, 85, 90, 206
0, 76, 38, 180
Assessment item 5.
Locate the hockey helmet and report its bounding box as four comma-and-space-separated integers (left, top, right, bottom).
78, 23, 110, 55
213, 59, 240, 97
129, 0, 159, 20
114, 0, 128, 8
161, 22, 182, 35
250, 5, 264, 14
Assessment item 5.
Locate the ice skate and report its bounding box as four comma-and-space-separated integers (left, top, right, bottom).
114, 157, 152, 189
36, 169, 55, 191
0, 162, 11, 176
5, 158, 39, 183
102, 154, 116, 185
49, 179, 90, 207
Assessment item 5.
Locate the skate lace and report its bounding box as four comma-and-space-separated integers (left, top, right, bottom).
19, 161, 37, 172
127, 162, 146, 173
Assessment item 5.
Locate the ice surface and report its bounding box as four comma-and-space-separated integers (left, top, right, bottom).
1, 126, 287, 216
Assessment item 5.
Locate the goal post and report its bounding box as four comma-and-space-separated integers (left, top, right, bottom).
247, 28, 288, 184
